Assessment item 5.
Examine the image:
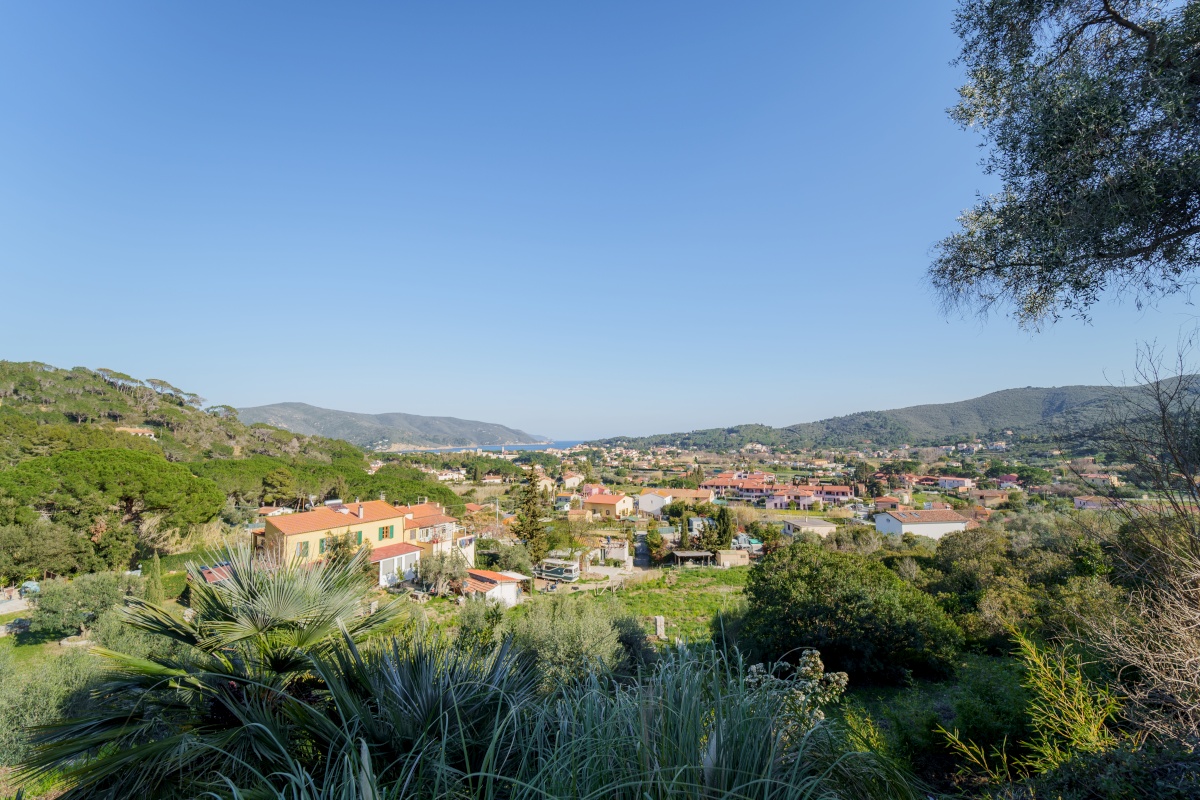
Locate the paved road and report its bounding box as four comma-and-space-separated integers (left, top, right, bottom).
0, 598, 30, 616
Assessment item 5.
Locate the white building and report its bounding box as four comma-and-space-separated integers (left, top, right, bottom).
874, 509, 969, 539
938, 476, 976, 490
369, 542, 422, 588
782, 518, 838, 537
637, 489, 675, 517
463, 569, 528, 607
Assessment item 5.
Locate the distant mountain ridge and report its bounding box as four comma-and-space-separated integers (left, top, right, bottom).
238, 402, 550, 450
592, 384, 1150, 451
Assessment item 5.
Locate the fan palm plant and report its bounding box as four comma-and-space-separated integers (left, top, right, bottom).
21, 543, 403, 799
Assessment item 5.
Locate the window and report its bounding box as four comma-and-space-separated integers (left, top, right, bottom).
296, 541, 309, 558
319, 538, 327, 554
378, 525, 394, 541
355, 530, 363, 546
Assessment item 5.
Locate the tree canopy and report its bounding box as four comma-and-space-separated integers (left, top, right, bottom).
932, 0, 1200, 327
742, 543, 963, 683
0, 449, 225, 529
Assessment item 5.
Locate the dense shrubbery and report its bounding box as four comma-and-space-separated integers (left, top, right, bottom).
0, 449, 226, 569
742, 543, 962, 683
191, 454, 463, 513
14, 545, 918, 800
0, 520, 104, 585
29, 571, 144, 639
0, 649, 95, 767
508, 596, 654, 686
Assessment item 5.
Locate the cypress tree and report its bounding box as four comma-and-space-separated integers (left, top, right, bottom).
145, 552, 165, 605
512, 468, 549, 565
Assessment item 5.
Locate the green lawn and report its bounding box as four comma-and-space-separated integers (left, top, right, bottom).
609, 567, 748, 642
391, 567, 749, 645
0, 626, 67, 666
163, 571, 188, 600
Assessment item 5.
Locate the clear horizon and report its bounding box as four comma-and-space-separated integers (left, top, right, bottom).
4, 1, 1196, 440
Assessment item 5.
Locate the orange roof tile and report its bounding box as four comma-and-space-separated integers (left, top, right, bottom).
466, 569, 520, 584
879, 509, 968, 524
369, 542, 422, 562
265, 501, 407, 537
584, 494, 628, 505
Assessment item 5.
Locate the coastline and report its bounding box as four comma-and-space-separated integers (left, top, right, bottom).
386, 440, 574, 454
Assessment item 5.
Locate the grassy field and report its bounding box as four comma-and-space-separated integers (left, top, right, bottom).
0, 626, 64, 666
611, 567, 748, 641
394, 566, 751, 645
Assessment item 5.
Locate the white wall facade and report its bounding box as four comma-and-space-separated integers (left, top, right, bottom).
486, 582, 521, 607
637, 493, 673, 517
874, 516, 966, 540
377, 552, 420, 587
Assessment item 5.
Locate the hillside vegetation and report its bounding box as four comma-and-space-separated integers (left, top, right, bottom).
0, 362, 463, 579
238, 401, 549, 450
594, 384, 1144, 450
0, 361, 359, 465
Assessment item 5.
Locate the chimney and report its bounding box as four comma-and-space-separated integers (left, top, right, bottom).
358, 504, 364, 519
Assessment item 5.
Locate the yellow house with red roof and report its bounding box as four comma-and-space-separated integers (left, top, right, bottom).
260, 500, 409, 563
582, 493, 633, 519
260, 499, 473, 568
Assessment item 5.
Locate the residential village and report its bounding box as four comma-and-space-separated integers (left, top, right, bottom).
232, 435, 1137, 609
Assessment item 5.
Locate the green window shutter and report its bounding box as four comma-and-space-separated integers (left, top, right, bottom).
356, 531, 362, 545
378, 527, 384, 541
319, 538, 326, 554
298, 541, 309, 558
389, 525, 394, 539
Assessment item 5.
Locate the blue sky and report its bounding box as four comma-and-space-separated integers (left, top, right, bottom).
2, 1, 1195, 440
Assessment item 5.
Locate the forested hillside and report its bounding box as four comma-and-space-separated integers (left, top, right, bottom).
239, 401, 549, 450
0, 361, 462, 583
595, 384, 1145, 450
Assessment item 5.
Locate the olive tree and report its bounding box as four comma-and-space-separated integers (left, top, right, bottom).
933, 0, 1200, 327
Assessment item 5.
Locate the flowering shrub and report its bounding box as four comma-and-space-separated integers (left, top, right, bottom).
746, 649, 850, 734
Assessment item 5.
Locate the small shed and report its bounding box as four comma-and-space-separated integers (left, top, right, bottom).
463, 569, 526, 607
715, 549, 749, 568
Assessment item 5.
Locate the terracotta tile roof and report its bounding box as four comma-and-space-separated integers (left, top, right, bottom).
369, 542, 422, 562
879, 509, 968, 524
464, 503, 485, 513
701, 477, 744, 487
407, 514, 458, 530
584, 493, 628, 505
199, 564, 233, 584
394, 502, 449, 519
265, 501, 407, 537
466, 569, 520, 584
